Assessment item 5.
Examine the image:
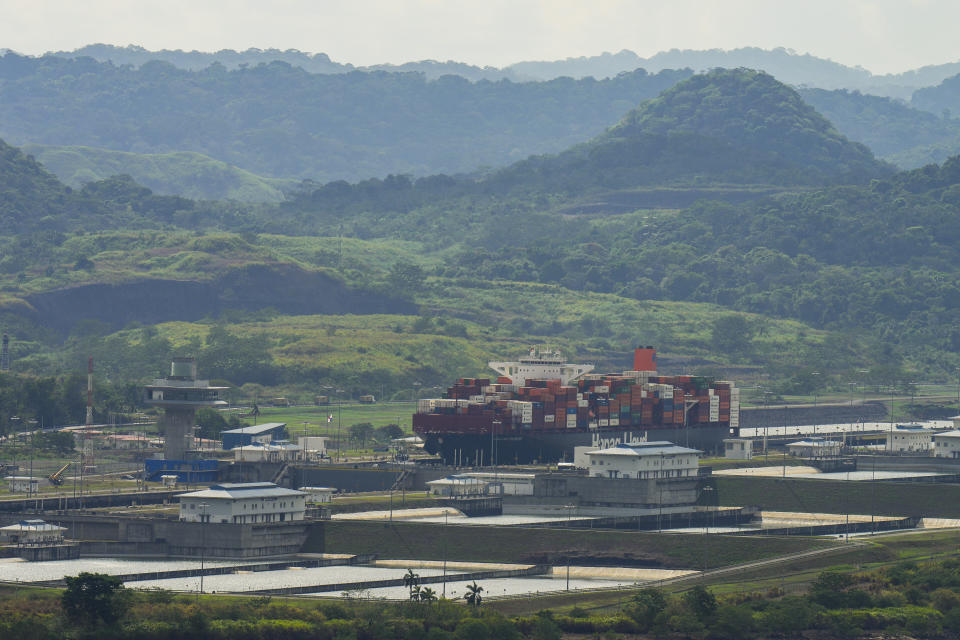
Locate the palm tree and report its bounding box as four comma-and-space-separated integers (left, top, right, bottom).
419, 587, 438, 602
464, 581, 484, 606
409, 584, 421, 601
403, 569, 420, 600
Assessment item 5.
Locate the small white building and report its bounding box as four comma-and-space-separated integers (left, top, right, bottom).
887, 424, 933, 453
299, 486, 335, 503
297, 436, 328, 455
5, 476, 40, 494
723, 438, 753, 460
0, 519, 66, 545
177, 482, 306, 524
426, 476, 488, 497
786, 438, 842, 458
586, 442, 701, 479
233, 442, 302, 463
458, 472, 536, 495
933, 430, 960, 458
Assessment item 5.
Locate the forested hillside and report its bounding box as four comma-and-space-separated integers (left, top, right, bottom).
800, 88, 960, 168
484, 69, 891, 191
48, 44, 960, 97
2, 60, 960, 394
0, 53, 690, 182
22, 144, 295, 202
913, 71, 960, 117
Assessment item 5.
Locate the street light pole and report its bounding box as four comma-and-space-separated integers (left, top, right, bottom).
336, 389, 344, 463
198, 501, 209, 599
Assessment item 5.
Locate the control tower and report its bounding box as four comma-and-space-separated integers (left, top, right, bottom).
145, 358, 228, 461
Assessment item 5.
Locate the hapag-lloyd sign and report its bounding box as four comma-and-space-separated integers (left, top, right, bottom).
591, 430, 648, 449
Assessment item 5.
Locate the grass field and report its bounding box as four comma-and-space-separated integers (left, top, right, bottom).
253, 402, 419, 435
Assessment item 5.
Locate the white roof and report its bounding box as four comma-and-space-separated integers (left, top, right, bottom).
427, 476, 488, 486
588, 442, 701, 457
934, 430, 960, 439
222, 423, 286, 435
4, 476, 40, 481
0, 519, 66, 533
787, 439, 842, 447
177, 482, 305, 500
234, 442, 301, 451
459, 472, 535, 481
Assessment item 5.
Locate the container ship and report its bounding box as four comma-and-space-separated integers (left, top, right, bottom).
413, 347, 739, 464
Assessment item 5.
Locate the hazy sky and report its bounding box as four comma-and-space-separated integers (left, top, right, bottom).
2, 0, 959, 74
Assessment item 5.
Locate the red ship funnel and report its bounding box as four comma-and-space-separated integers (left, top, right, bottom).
634, 346, 657, 372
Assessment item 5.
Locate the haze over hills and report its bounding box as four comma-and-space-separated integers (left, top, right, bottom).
44, 43, 960, 98
0, 53, 690, 183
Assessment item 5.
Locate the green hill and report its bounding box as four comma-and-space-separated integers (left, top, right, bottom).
799, 88, 960, 168
487, 69, 892, 192
22, 145, 296, 202
0, 137, 110, 231
0, 53, 690, 182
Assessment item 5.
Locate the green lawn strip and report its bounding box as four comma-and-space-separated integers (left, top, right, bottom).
253, 402, 418, 434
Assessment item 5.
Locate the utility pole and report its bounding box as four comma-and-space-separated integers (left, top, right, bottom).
198, 502, 209, 599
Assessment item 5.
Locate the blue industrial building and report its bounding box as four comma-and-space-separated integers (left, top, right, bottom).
221, 423, 288, 450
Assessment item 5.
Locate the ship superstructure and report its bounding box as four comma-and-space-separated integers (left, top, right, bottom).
488, 347, 594, 386
413, 347, 739, 464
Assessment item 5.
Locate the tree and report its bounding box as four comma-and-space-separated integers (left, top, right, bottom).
683, 585, 717, 622
711, 314, 756, 355
628, 587, 668, 631
386, 261, 426, 297
404, 569, 420, 600
464, 581, 484, 606
349, 422, 375, 449
32, 431, 74, 455
376, 424, 404, 442
418, 587, 438, 602
61, 572, 130, 626
195, 407, 229, 439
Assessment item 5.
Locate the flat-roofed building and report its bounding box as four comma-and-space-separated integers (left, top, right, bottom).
587, 442, 701, 479
426, 476, 488, 497
933, 430, 960, 458
887, 424, 933, 453
178, 482, 306, 524
221, 423, 288, 450
232, 441, 302, 462
5, 476, 40, 494
0, 519, 66, 544
786, 438, 842, 458
723, 438, 753, 460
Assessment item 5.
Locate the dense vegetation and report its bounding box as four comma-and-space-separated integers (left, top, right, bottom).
22, 145, 296, 202
7, 558, 960, 639
800, 88, 960, 168
51, 43, 960, 96
912, 71, 960, 118
0, 52, 690, 182
1, 66, 960, 400
484, 69, 891, 191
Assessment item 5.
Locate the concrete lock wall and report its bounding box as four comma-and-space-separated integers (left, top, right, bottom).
3, 513, 311, 559
740, 401, 888, 428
